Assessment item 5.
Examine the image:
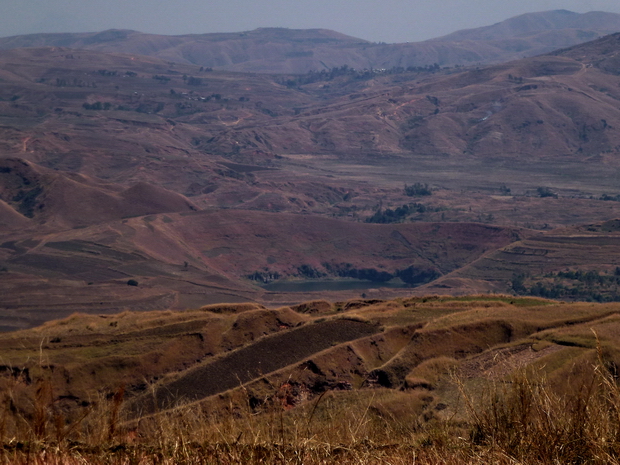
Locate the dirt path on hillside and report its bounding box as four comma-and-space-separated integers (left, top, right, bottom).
459, 343, 564, 380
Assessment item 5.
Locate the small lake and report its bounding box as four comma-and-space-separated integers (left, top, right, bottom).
260, 278, 414, 293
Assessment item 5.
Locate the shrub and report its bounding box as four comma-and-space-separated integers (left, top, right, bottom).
405, 182, 432, 197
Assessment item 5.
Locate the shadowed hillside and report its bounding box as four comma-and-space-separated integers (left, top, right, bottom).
0, 158, 197, 228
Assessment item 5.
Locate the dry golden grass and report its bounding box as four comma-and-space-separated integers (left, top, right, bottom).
1, 345, 620, 464
2, 297, 620, 463
0, 345, 620, 465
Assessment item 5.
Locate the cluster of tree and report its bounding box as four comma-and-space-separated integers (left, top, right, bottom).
91, 101, 166, 114
525, 282, 620, 302
153, 75, 171, 83
512, 268, 620, 302
13, 186, 42, 218
404, 183, 432, 197
537, 187, 558, 198
556, 268, 620, 284
324, 262, 392, 282
296, 264, 326, 279
97, 69, 117, 76
82, 101, 112, 111
499, 185, 511, 195
248, 262, 441, 287
281, 63, 443, 88
174, 102, 202, 116
259, 107, 279, 117
600, 194, 620, 201
184, 76, 203, 86
247, 270, 281, 283
55, 78, 96, 88
397, 265, 441, 285
324, 262, 440, 285
365, 202, 437, 224
135, 102, 165, 114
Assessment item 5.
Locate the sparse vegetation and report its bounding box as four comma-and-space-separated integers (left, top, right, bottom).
12, 186, 42, 218
462, 353, 620, 464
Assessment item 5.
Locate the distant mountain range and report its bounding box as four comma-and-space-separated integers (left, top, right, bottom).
1, 10, 620, 74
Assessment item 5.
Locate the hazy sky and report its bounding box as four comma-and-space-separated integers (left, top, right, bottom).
2, 0, 620, 43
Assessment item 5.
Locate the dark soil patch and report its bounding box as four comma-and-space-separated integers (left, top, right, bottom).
132, 318, 380, 415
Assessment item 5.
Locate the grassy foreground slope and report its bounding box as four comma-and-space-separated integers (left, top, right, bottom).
1, 295, 620, 463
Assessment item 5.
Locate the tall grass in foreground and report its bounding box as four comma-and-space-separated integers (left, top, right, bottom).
2, 346, 620, 464
462, 341, 620, 464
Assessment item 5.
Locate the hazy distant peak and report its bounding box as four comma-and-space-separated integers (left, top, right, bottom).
239, 27, 368, 43
434, 10, 620, 42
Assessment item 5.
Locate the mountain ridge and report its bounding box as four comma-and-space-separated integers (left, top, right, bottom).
1, 10, 620, 73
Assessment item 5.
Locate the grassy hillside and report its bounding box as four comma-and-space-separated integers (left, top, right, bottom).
1, 296, 620, 463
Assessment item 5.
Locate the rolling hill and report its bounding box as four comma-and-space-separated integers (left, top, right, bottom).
3, 28, 620, 330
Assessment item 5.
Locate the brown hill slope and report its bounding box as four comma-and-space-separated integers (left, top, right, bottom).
0, 209, 527, 331
0, 158, 197, 229
0, 200, 30, 231
1, 11, 620, 73
2, 42, 620, 197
